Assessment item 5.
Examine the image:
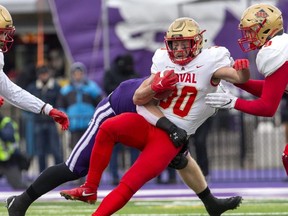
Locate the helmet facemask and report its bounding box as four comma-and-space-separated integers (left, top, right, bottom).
0, 28, 15, 53
238, 22, 265, 52
165, 34, 204, 66
0, 5, 15, 53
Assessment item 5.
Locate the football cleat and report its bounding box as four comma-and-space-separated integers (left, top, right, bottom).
6, 195, 26, 216
205, 196, 242, 216
60, 184, 97, 204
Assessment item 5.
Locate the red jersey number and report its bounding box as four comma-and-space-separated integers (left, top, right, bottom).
159, 86, 198, 117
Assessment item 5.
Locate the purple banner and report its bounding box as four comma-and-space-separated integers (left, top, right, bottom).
49, 0, 288, 86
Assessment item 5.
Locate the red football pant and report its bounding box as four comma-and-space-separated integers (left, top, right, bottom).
87, 113, 180, 216
282, 144, 288, 175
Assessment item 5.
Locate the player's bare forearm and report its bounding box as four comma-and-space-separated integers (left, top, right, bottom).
235, 68, 250, 83
214, 59, 250, 84
133, 76, 156, 105
133, 85, 155, 105
144, 100, 164, 118
233, 59, 250, 83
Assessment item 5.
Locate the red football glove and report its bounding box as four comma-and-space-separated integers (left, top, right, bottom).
0, 96, 4, 107
151, 70, 178, 93
49, 108, 70, 130
282, 144, 288, 176
233, 59, 249, 70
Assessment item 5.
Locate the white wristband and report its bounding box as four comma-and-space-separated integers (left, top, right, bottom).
41, 103, 53, 115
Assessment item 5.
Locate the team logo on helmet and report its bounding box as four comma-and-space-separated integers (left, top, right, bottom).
255, 9, 269, 19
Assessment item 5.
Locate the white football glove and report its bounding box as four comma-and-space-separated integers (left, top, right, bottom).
205, 92, 237, 109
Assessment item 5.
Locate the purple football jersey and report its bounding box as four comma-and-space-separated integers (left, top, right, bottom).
65, 76, 147, 176
110, 77, 147, 114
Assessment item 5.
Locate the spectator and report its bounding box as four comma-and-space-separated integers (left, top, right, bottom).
0, 114, 30, 189
104, 54, 140, 94
104, 54, 140, 185
57, 62, 103, 149
16, 63, 37, 89
48, 48, 66, 79
26, 65, 63, 173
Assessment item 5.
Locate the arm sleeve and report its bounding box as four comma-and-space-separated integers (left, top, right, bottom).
0, 71, 45, 113
234, 80, 264, 97
234, 62, 288, 117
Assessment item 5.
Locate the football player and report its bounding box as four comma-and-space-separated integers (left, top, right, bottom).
6, 73, 243, 216
0, 7, 69, 192
0, 3, 68, 212
0, 7, 68, 128
61, 17, 249, 216
204, 3, 288, 175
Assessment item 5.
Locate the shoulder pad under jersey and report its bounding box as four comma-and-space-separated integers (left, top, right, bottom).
202, 46, 233, 69
151, 48, 170, 74
256, 35, 288, 77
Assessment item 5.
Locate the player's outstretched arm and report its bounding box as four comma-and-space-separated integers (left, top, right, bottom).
41, 103, 69, 130
205, 91, 237, 109
0, 70, 69, 130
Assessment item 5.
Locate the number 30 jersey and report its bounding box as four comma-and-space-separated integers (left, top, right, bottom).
151, 46, 233, 135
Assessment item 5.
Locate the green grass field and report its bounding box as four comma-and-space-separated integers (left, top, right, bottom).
1, 199, 288, 216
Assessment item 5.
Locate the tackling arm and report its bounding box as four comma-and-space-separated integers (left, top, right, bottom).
133, 75, 156, 105
135, 74, 187, 148
136, 100, 164, 126
134, 71, 189, 167
235, 62, 288, 117
234, 79, 264, 97
206, 62, 288, 117
137, 102, 187, 148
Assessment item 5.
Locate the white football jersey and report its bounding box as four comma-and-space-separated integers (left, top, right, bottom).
256, 33, 288, 77
0, 52, 45, 113
151, 46, 233, 135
